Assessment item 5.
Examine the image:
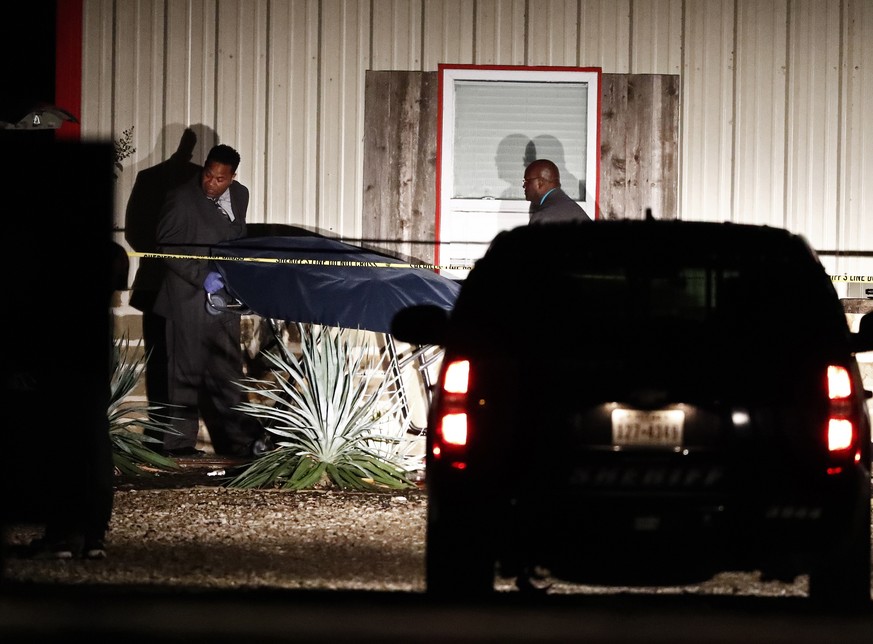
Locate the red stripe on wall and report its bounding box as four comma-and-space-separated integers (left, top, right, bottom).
56, 0, 83, 141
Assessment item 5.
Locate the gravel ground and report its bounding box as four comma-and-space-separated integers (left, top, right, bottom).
2, 467, 429, 592
0, 465, 819, 598
5, 467, 873, 644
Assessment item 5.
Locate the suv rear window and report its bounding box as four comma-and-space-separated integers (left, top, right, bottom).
451, 223, 849, 360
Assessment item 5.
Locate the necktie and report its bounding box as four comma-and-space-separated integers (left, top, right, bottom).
212, 197, 230, 220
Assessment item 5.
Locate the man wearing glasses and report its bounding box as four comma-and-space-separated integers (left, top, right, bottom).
523, 158, 591, 223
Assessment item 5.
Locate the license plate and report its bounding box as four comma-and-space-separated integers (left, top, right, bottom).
611, 409, 684, 447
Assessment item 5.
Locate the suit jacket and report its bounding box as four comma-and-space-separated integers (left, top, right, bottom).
153, 174, 248, 323
529, 187, 590, 224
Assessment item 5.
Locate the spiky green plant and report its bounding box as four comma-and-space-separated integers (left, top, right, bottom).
109, 335, 181, 475
227, 323, 422, 491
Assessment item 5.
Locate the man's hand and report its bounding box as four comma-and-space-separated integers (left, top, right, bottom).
204, 271, 225, 294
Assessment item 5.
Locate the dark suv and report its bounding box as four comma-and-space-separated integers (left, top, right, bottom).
392, 219, 873, 606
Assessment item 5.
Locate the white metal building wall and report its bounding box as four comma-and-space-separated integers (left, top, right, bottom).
81, 0, 873, 300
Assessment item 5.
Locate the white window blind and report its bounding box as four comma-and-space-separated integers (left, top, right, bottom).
453, 81, 589, 201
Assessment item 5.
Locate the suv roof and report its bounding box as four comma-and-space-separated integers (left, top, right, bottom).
450, 220, 848, 356
471, 219, 824, 282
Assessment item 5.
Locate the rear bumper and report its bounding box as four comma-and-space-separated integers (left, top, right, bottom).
429, 461, 870, 584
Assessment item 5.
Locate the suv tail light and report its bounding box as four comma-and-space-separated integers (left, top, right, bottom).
432, 359, 470, 468
826, 364, 862, 468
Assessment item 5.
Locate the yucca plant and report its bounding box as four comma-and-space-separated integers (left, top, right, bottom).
227, 323, 422, 491
109, 334, 181, 475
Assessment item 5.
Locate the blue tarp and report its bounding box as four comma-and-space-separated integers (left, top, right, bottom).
212, 236, 461, 334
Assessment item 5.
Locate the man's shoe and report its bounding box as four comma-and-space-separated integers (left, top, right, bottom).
27, 537, 75, 560
83, 539, 107, 560
163, 446, 207, 457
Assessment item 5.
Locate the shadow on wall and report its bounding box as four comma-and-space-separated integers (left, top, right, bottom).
495, 133, 530, 200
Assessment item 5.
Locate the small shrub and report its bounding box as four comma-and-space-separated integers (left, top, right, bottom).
227, 324, 422, 491
109, 335, 180, 475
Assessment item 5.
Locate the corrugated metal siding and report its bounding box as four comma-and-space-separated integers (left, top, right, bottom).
680, 0, 735, 223
733, 0, 787, 229
81, 0, 873, 302
474, 0, 526, 65
579, 0, 631, 71
371, 0, 423, 69
835, 0, 873, 281
266, 1, 320, 228
631, 0, 682, 74
786, 0, 842, 251
423, 1, 474, 69
317, 0, 368, 238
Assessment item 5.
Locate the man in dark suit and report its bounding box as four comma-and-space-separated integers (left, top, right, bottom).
154, 144, 268, 457
524, 158, 591, 223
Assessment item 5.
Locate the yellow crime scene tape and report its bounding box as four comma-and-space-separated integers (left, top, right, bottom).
128, 251, 475, 272
830, 275, 873, 284
129, 251, 873, 283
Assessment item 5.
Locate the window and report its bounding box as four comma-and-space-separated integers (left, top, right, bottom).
437, 65, 601, 278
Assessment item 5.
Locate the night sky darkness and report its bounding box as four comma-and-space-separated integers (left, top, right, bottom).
2, 4, 57, 123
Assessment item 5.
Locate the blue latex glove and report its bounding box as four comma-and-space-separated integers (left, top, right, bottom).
203, 271, 225, 294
